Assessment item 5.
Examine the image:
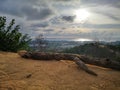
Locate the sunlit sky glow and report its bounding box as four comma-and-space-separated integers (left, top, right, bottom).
0, 0, 120, 41
74, 9, 90, 23
74, 38, 93, 42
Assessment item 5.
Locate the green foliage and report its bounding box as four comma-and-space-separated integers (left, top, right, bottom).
0, 16, 31, 52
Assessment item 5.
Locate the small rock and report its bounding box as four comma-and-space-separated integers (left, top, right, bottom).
26, 74, 32, 78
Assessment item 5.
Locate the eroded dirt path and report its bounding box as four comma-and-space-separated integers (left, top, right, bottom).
0, 52, 120, 90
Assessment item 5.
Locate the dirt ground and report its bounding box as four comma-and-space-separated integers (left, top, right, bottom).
0, 52, 120, 90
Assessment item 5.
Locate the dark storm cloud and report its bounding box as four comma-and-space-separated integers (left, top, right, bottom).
62, 15, 76, 22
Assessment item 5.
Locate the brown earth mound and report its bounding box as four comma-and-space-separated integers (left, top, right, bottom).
0, 52, 120, 90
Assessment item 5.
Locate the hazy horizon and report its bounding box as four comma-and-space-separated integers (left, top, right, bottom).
36, 37, 119, 42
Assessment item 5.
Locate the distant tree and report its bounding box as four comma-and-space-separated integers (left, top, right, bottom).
0, 16, 31, 52
35, 34, 48, 52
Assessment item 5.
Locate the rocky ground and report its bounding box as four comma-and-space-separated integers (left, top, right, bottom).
0, 52, 120, 90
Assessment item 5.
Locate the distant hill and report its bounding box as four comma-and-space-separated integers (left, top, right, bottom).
63, 43, 120, 62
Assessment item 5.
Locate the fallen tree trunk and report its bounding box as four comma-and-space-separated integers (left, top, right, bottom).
74, 57, 98, 76
79, 56, 120, 70
18, 51, 97, 76
18, 51, 120, 75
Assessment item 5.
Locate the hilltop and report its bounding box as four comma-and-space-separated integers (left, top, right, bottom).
63, 43, 120, 62
0, 52, 120, 90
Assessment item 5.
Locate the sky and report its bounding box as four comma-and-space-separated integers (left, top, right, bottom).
0, 0, 120, 41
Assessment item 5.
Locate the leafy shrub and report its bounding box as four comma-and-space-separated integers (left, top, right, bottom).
0, 16, 31, 52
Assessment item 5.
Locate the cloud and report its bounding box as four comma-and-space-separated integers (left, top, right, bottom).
80, 0, 120, 7
0, 1, 22, 17
0, 0, 7, 4
53, 0, 78, 2
44, 29, 54, 32
0, 0, 120, 41
76, 23, 120, 29
90, 5, 120, 21
104, 14, 119, 21
54, 0, 72, 1
22, 6, 54, 20
0, 0, 54, 21
61, 15, 76, 22
97, 12, 120, 21
31, 22, 49, 28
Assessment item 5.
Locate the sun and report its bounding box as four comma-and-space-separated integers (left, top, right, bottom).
74, 9, 90, 23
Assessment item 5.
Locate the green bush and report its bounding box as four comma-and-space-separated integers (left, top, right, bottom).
0, 16, 31, 52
